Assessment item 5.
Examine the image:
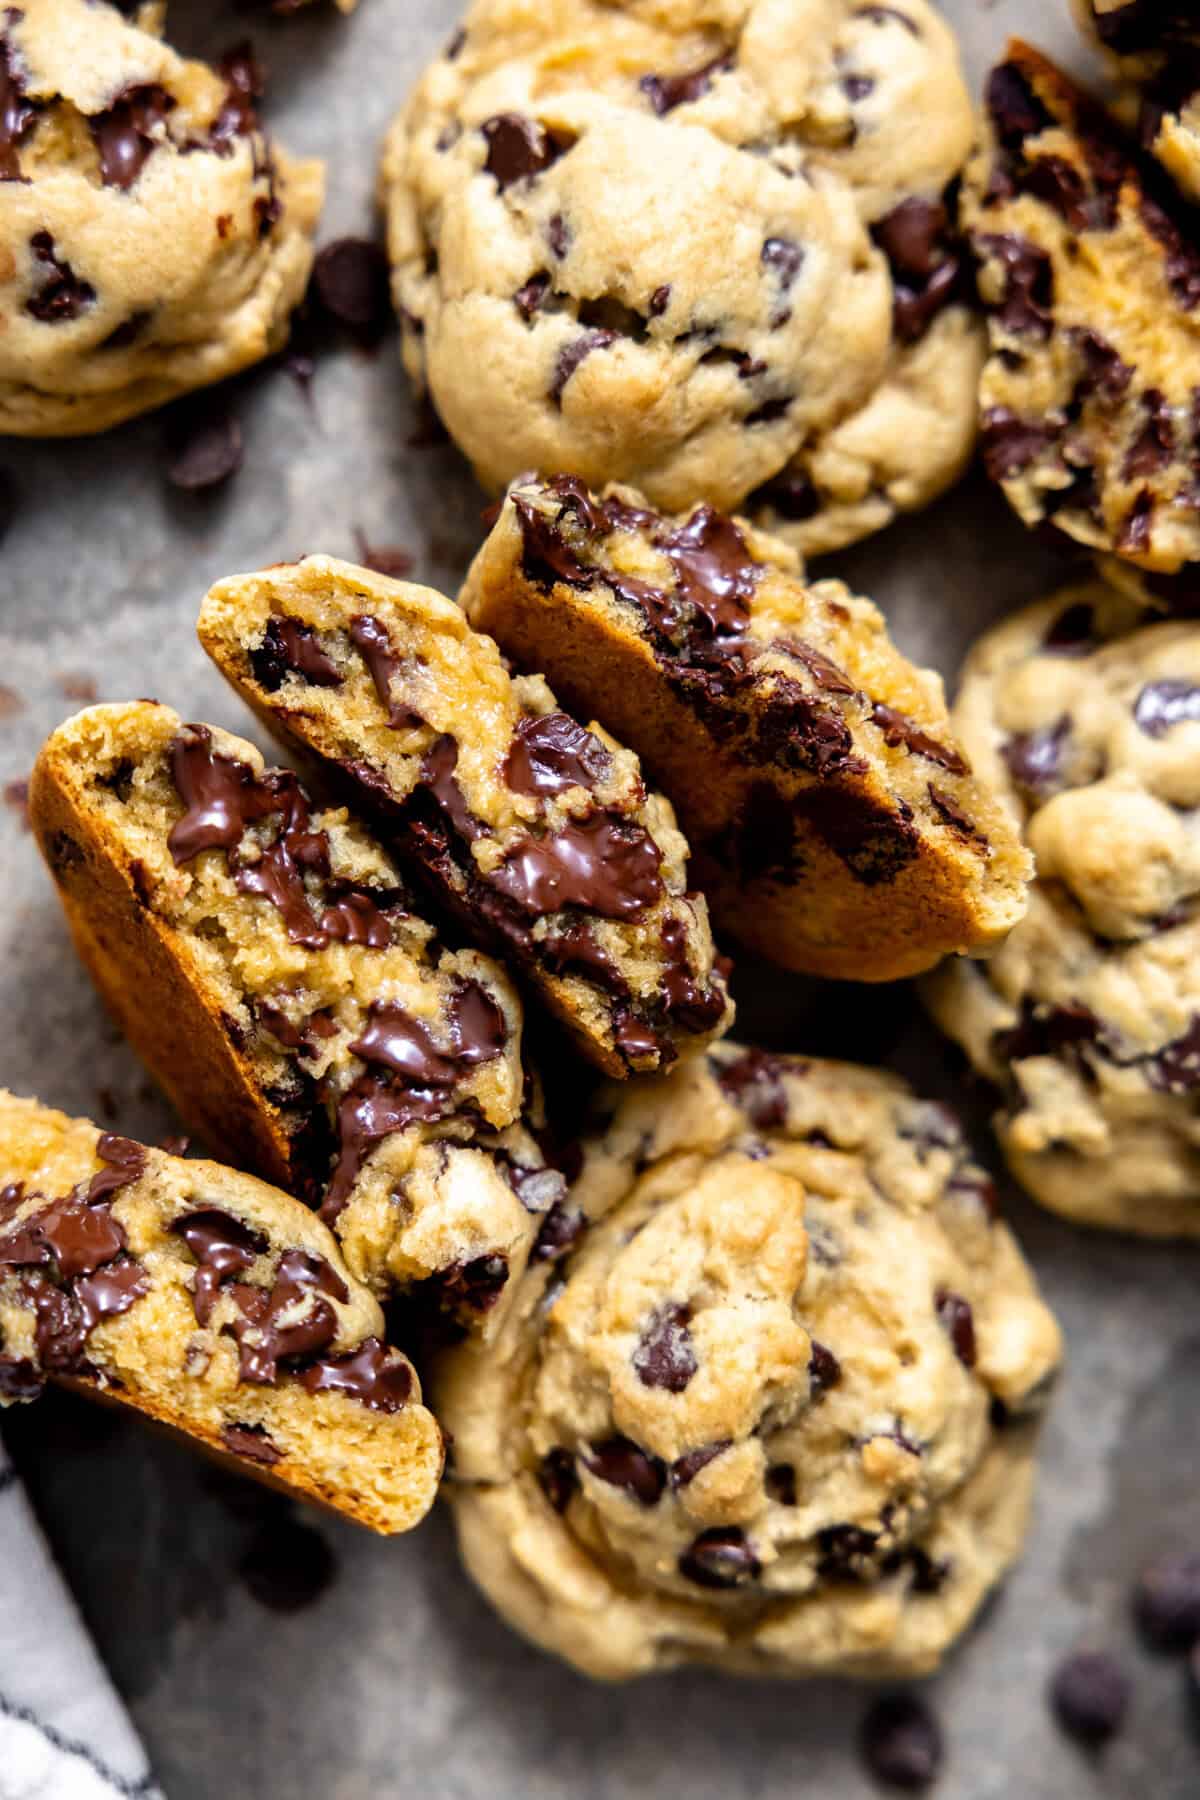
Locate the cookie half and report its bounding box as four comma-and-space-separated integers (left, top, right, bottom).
924, 577, 1200, 1237
0, 1093, 443, 1533
437, 1045, 1062, 1680
31, 702, 565, 1331
0, 1, 323, 435
1073, 0, 1200, 204
963, 40, 1200, 575
197, 556, 733, 1077
461, 474, 1031, 982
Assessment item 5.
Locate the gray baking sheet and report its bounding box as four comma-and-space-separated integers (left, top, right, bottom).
1, 2, 1196, 1795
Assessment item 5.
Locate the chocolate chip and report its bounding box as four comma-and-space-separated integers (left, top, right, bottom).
514, 271, 551, 319
1072, 328, 1132, 400
503, 712, 612, 797
481, 114, 572, 190
716, 1048, 790, 1128
658, 914, 727, 1033
538, 1447, 578, 1513
928, 785, 988, 851
649, 284, 671, 316
0, 27, 39, 182
90, 84, 174, 190
639, 54, 731, 115
678, 1527, 761, 1589
311, 238, 391, 345
299, 1337, 414, 1412
809, 1339, 842, 1395
749, 470, 820, 521
1002, 716, 1070, 796
173, 1209, 265, 1325
860, 1695, 944, 1791
207, 43, 263, 153
632, 1303, 697, 1392
420, 735, 482, 839
794, 787, 920, 886
549, 329, 614, 407
87, 1133, 147, 1204
1050, 1651, 1131, 1746
1124, 390, 1175, 481
25, 232, 96, 323
487, 812, 663, 920
986, 61, 1052, 147
531, 1202, 585, 1264
1134, 680, 1200, 739
975, 232, 1053, 339
583, 1436, 666, 1506
1134, 1552, 1200, 1653
349, 615, 424, 729
227, 1249, 346, 1384
238, 1516, 337, 1613
546, 213, 570, 260
765, 1463, 797, 1506
165, 402, 243, 490
670, 1442, 730, 1490
994, 999, 1101, 1068
220, 1422, 282, 1467
934, 1289, 976, 1367
871, 703, 968, 775
250, 616, 342, 692
761, 236, 805, 326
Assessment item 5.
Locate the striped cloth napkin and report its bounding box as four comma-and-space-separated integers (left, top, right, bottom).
0, 1446, 161, 1800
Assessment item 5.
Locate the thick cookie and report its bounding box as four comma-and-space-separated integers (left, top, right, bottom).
963, 41, 1200, 576
461, 474, 1031, 982
31, 703, 565, 1331
0, 1094, 443, 1533
1073, 1, 1200, 204
923, 578, 1200, 1236
197, 556, 733, 1076
436, 1045, 1062, 1680
381, 0, 982, 558
0, 0, 323, 436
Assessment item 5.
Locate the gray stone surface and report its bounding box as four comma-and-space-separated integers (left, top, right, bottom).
0, 1, 1196, 1795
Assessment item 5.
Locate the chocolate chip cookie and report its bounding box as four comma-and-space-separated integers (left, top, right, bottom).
1074, 1, 1200, 204
31, 702, 564, 1332
963, 41, 1200, 576
381, 0, 982, 558
924, 578, 1200, 1236
0, 0, 323, 435
462, 474, 1031, 982
436, 1044, 1062, 1680
0, 1092, 443, 1533
197, 556, 733, 1076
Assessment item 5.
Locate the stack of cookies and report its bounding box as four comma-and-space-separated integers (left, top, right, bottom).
0, 0, 1196, 1710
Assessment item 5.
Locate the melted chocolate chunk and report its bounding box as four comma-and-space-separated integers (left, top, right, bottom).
794, 787, 920, 886
754, 677, 861, 778
860, 1695, 944, 1791
514, 271, 551, 319
0, 26, 39, 182
349, 615, 424, 730
976, 232, 1053, 339
632, 1303, 697, 1392
658, 506, 761, 637
782, 639, 860, 697
538, 1447, 578, 1513
928, 785, 989, 851
168, 726, 280, 862
300, 1337, 413, 1411
873, 197, 965, 342
173, 1209, 266, 1326
531, 1201, 585, 1263
716, 1047, 789, 1129
1141, 194, 1200, 312
871, 702, 967, 775
481, 114, 572, 190
90, 84, 174, 190
503, 712, 612, 797
251, 616, 342, 692
87, 1134, 147, 1204
220, 1421, 282, 1466
986, 61, 1052, 147
639, 53, 731, 115
25, 232, 96, 323
318, 890, 394, 948
658, 915, 726, 1032
549, 329, 614, 407
419, 735, 483, 841
349, 1003, 461, 1087
678, 1527, 761, 1589
1073, 328, 1132, 400
670, 1442, 730, 1491
583, 1436, 666, 1506
994, 999, 1101, 1069
311, 238, 391, 345
1050, 1652, 1131, 1746
1125, 390, 1175, 481
934, 1288, 976, 1368
228, 1249, 347, 1384
0, 1357, 41, 1400
324, 1075, 457, 1222
0, 1196, 125, 1280
1002, 716, 1070, 796
487, 813, 663, 920
436, 1254, 509, 1314
613, 1011, 670, 1067
1134, 680, 1200, 739
73, 1257, 149, 1335
809, 1339, 842, 1395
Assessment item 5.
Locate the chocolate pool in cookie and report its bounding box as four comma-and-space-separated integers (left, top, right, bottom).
0, 1093, 443, 1533
31, 702, 563, 1333
462, 473, 1031, 982
435, 1045, 1062, 1680
382, 0, 982, 558
925, 578, 1200, 1237
0, 0, 324, 436
197, 555, 732, 1078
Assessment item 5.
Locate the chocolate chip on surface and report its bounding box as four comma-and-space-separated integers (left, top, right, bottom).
238, 1516, 337, 1614
1049, 1651, 1131, 1745
165, 402, 243, 491
1134, 1552, 1200, 1653
312, 238, 392, 344
860, 1694, 944, 1791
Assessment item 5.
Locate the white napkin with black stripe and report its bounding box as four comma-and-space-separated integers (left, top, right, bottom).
0, 1448, 162, 1800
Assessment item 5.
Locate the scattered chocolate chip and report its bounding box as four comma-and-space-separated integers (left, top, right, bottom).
1050, 1651, 1131, 1746
531, 1201, 585, 1264
749, 470, 820, 521
583, 1436, 666, 1506
860, 1694, 944, 1791
165, 401, 243, 491
238, 1516, 337, 1613
207, 42, 263, 154
632, 1302, 697, 1392
761, 236, 805, 326
437, 1253, 509, 1314
934, 1288, 976, 1368
0, 27, 39, 182
1118, 489, 1154, 556
514, 270, 551, 319
311, 238, 391, 345
678, 1527, 761, 1589
1134, 1552, 1200, 1653
299, 1338, 414, 1412
794, 786, 920, 886
349, 614, 424, 729
975, 232, 1054, 339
